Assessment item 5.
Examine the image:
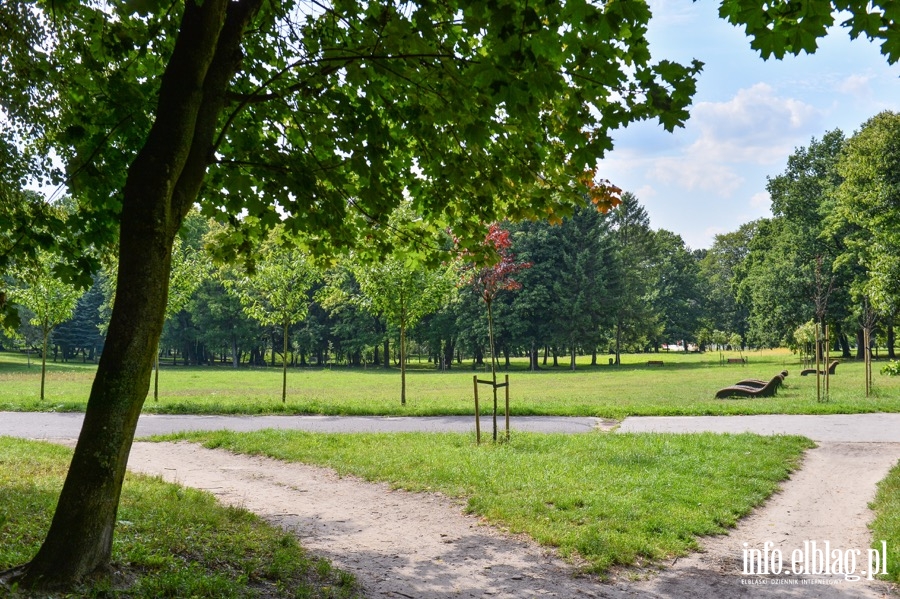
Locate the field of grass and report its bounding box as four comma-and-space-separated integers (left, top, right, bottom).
2, 349, 899, 418
162, 429, 814, 576
0, 437, 359, 598
870, 460, 900, 584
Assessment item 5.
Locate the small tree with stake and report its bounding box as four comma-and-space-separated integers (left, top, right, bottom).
465, 224, 530, 443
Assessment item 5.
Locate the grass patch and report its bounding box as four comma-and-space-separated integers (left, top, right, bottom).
162, 429, 815, 575
1, 349, 898, 418
869, 460, 900, 583
0, 437, 359, 598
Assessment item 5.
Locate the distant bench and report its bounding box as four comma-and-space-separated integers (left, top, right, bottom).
727, 358, 747, 364
647, 360, 664, 366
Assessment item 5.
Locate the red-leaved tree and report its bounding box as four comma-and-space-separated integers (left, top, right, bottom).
466, 223, 530, 441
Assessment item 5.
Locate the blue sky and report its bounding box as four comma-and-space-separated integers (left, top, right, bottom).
597, 0, 900, 250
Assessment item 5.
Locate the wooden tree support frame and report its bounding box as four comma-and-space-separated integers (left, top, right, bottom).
473, 374, 509, 445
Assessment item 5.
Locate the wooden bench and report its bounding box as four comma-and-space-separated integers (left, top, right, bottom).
647, 360, 664, 366
726, 358, 746, 364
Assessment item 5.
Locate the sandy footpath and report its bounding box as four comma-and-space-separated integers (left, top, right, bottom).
126, 440, 900, 598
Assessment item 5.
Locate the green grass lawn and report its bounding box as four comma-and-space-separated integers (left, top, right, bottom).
162, 429, 815, 576
0, 437, 359, 598
2, 349, 898, 418
870, 460, 900, 584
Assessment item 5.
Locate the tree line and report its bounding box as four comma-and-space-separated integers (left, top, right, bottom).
8, 109, 900, 373
4, 194, 705, 371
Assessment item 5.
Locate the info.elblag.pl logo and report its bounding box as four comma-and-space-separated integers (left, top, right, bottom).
743, 540, 889, 581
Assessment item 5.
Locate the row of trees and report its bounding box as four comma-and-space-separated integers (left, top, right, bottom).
4, 195, 709, 377
9, 119, 900, 391
712, 111, 900, 361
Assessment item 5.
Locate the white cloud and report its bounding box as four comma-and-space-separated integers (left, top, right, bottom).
633, 184, 658, 201
602, 84, 823, 199
687, 83, 823, 165
649, 157, 744, 197
837, 74, 873, 96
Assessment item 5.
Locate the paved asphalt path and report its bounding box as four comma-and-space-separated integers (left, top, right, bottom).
2, 411, 900, 442
0, 412, 605, 439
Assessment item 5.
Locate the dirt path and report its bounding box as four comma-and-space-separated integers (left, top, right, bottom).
127, 442, 607, 598
127, 440, 900, 598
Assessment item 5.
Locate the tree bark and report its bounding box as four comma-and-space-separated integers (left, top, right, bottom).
839, 332, 851, 358
14, 0, 261, 588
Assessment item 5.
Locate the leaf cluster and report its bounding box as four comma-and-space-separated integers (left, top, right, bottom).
719, 0, 900, 63
5, 0, 703, 270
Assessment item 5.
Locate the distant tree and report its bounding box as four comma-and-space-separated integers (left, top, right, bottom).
464, 224, 530, 439
52, 277, 105, 362
319, 271, 384, 367
228, 233, 320, 402
7, 251, 84, 399
551, 206, 619, 368
506, 220, 560, 369
0, 187, 81, 330
648, 229, 702, 350
832, 111, 900, 359
610, 192, 659, 360
698, 223, 757, 342
737, 132, 851, 350
188, 276, 258, 367
153, 236, 208, 398
353, 257, 455, 405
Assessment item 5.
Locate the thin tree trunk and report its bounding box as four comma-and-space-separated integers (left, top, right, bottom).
282, 319, 288, 403
40, 330, 48, 401
400, 322, 406, 405
487, 300, 498, 442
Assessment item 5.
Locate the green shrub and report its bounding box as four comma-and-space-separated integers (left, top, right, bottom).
881, 361, 900, 376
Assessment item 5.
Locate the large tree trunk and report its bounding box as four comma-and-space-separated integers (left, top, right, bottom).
529, 340, 540, 371
12, 1, 260, 589
839, 332, 851, 358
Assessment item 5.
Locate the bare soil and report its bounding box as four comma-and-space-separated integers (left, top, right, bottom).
126, 440, 900, 598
